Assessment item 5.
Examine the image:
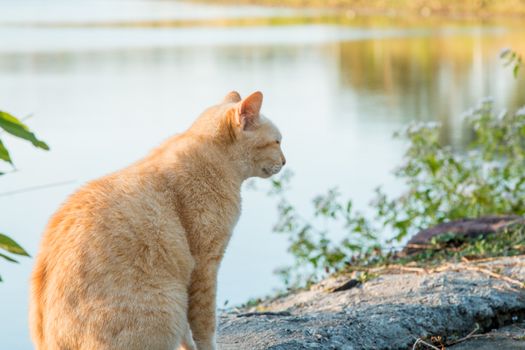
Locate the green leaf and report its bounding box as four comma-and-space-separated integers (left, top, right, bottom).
0, 139, 12, 164
513, 64, 520, 78
0, 252, 19, 263
0, 233, 30, 257
0, 111, 49, 150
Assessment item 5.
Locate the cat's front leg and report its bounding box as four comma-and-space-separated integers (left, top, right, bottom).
187, 262, 219, 350
179, 320, 197, 350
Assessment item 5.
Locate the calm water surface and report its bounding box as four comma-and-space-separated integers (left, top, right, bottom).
1, 1, 525, 348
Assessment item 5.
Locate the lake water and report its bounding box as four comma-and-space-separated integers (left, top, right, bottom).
1, 1, 525, 348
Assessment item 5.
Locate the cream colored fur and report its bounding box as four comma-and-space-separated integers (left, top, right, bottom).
29, 91, 285, 350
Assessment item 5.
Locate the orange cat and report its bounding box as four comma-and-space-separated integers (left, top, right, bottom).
29, 91, 285, 350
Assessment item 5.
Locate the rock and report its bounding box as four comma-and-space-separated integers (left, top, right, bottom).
404, 216, 523, 254
331, 279, 360, 292
218, 256, 525, 350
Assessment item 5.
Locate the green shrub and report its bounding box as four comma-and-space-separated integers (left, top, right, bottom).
270, 100, 525, 287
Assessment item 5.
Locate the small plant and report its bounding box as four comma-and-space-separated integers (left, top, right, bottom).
269, 100, 525, 287
0, 110, 49, 281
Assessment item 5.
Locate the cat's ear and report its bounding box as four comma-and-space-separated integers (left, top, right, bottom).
223, 91, 242, 103
237, 91, 263, 130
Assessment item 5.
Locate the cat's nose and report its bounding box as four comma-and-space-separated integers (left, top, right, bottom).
281, 156, 286, 166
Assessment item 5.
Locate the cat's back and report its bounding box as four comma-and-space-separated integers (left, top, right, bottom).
38, 175, 120, 258
37, 170, 177, 263
30, 169, 194, 349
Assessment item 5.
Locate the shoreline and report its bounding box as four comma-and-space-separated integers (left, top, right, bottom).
218, 254, 525, 349
193, 0, 525, 21
218, 217, 525, 348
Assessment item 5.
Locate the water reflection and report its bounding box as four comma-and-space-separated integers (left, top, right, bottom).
336, 33, 525, 144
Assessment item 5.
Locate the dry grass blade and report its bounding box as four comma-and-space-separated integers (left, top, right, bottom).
468, 254, 525, 263
407, 261, 525, 288
446, 324, 480, 346
412, 338, 441, 350
461, 265, 524, 288
372, 264, 427, 274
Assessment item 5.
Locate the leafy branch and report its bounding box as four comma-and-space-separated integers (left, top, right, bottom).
0, 110, 49, 281
0, 111, 49, 165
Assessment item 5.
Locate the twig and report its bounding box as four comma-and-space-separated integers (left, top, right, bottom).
384, 261, 525, 288
469, 254, 525, 263
432, 262, 454, 273
446, 324, 480, 346
0, 179, 76, 197
461, 265, 524, 288
405, 243, 437, 250
394, 266, 428, 273
372, 264, 427, 274
420, 262, 524, 288
236, 311, 291, 318
412, 338, 440, 350
447, 332, 525, 341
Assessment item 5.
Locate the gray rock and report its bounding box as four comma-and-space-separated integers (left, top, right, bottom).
218, 256, 525, 349
449, 321, 525, 350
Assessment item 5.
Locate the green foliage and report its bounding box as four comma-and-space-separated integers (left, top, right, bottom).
0, 233, 31, 279
272, 182, 379, 285
271, 101, 525, 287
0, 233, 30, 257
0, 110, 48, 281
0, 111, 49, 165
432, 224, 525, 260
376, 101, 525, 241
361, 223, 525, 271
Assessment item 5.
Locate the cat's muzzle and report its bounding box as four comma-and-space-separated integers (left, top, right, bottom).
263, 165, 283, 176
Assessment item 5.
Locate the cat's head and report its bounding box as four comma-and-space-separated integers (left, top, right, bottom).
220, 91, 286, 179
